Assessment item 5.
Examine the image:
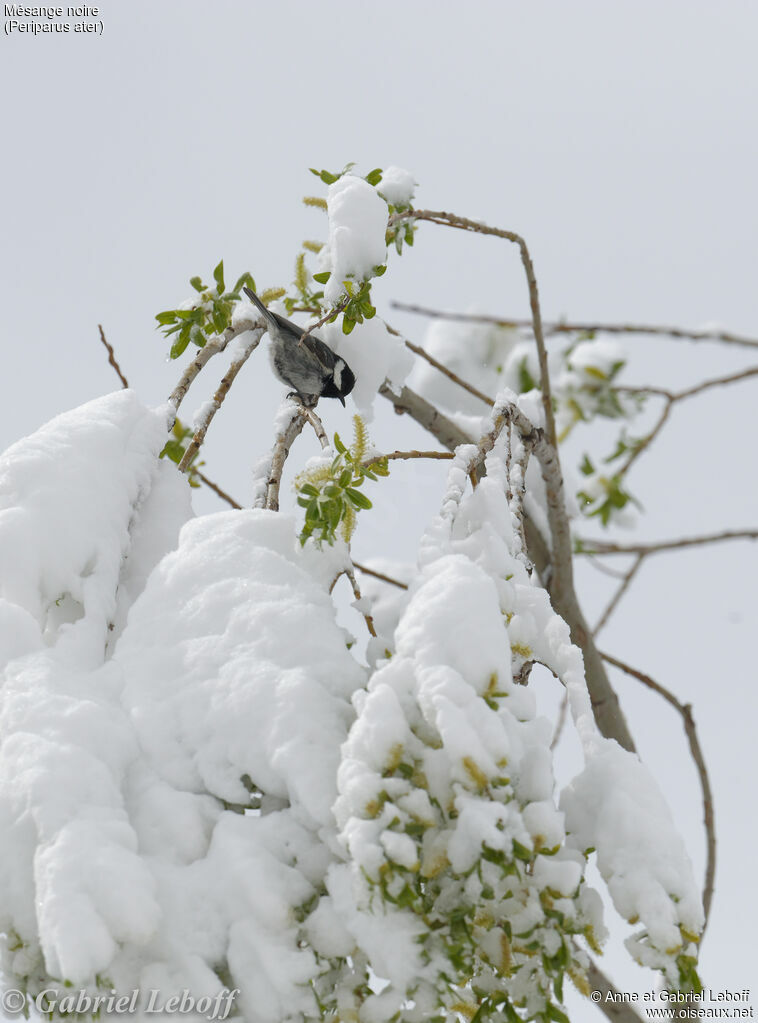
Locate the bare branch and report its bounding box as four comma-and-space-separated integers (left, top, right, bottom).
583, 955, 646, 1023
579, 529, 758, 557
593, 553, 645, 636
264, 402, 309, 512
194, 470, 242, 510
363, 449, 455, 470
391, 302, 758, 350
599, 651, 716, 930
177, 330, 263, 473
379, 382, 478, 453
389, 210, 557, 449
97, 325, 129, 388
167, 317, 261, 418
352, 561, 409, 590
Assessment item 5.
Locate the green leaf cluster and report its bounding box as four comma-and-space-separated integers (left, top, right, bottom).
308, 270, 386, 335
361, 736, 597, 1023
576, 454, 641, 527
160, 419, 203, 486
295, 416, 388, 546
308, 163, 383, 188
300, 163, 413, 330
155, 261, 255, 360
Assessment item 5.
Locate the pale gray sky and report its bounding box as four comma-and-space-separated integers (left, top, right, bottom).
3, 0, 757, 1008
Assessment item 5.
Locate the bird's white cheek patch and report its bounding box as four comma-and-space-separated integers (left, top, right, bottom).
333, 360, 344, 388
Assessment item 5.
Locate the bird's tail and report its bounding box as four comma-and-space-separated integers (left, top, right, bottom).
243, 286, 276, 328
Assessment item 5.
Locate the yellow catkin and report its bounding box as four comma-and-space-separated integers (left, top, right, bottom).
294, 253, 307, 293
569, 967, 590, 996
462, 756, 489, 791
352, 414, 368, 464
500, 931, 513, 975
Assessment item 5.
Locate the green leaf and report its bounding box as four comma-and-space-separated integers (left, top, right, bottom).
342, 316, 356, 335
213, 260, 225, 293
512, 839, 533, 862
365, 168, 383, 186
212, 309, 227, 335
518, 358, 537, 393
345, 487, 372, 509
312, 271, 331, 285
189, 276, 204, 293
503, 1003, 521, 1023
334, 432, 347, 454
546, 1004, 570, 1023
233, 271, 255, 294
155, 311, 178, 325
170, 333, 190, 359
469, 1001, 489, 1023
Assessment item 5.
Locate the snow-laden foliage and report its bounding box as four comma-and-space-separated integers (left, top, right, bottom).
0, 394, 366, 1020
0, 166, 704, 1021
0, 385, 703, 1021
408, 319, 643, 530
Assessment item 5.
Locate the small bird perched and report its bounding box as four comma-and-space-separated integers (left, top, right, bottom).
243, 286, 356, 406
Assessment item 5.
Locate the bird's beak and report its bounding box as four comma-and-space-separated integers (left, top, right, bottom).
339, 396, 346, 407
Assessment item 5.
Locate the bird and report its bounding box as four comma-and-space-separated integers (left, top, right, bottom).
243, 286, 355, 406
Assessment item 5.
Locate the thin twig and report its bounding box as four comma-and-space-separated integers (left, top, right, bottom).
674, 363, 758, 400
301, 405, 330, 449
403, 337, 495, 407
297, 295, 350, 344
618, 397, 672, 476
177, 330, 263, 473
584, 555, 634, 581
352, 561, 409, 590
362, 449, 455, 469
550, 691, 569, 751
579, 529, 758, 557
593, 553, 645, 636
384, 320, 496, 409
599, 651, 716, 930
332, 566, 378, 639
617, 366, 758, 478
97, 325, 129, 388
194, 470, 242, 510
391, 302, 758, 350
